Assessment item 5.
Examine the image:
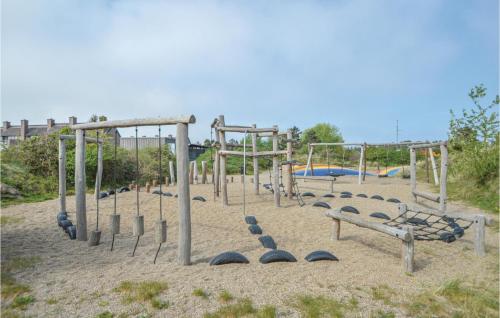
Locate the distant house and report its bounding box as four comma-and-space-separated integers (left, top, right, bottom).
120, 135, 208, 161
1, 117, 121, 147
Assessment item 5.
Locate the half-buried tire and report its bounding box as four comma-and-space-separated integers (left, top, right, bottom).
322, 194, 335, 198
340, 206, 360, 214
356, 194, 368, 198
312, 201, 331, 209
341, 191, 352, 196
304, 250, 339, 262
258, 235, 277, 250
259, 250, 297, 264
370, 212, 391, 220
209, 252, 249, 265
248, 224, 262, 235
371, 195, 384, 200
340, 194, 352, 198
244, 215, 257, 225
99, 192, 109, 199
192, 196, 206, 202
162, 192, 173, 197
118, 186, 130, 193
386, 198, 401, 203
302, 192, 315, 197
440, 232, 456, 243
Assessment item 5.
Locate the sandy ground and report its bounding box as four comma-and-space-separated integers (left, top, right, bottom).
1, 175, 498, 317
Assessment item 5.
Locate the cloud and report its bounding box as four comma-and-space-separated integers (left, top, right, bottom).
1, 0, 497, 142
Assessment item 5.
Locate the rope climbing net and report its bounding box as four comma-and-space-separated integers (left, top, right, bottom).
383, 209, 474, 242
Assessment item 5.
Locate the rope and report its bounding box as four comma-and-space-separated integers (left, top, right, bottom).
384, 210, 473, 241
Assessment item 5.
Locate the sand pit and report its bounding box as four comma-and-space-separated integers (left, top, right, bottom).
1, 175, 498, 317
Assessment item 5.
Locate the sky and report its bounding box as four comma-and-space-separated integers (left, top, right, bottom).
1, 0, 498, 143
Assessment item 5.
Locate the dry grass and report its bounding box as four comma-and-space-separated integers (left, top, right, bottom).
203, 298, 276, 318
193, 288, 209, 299
0, 216, 23, 226
290, 295, 358, 318
218, 290, 234, 303
113, 280, 168, 306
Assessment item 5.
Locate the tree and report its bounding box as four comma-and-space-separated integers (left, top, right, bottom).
299, 123, 343, 154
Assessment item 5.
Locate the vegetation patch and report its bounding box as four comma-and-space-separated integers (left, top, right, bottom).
193, 288, 209, 299
151, 298, 169, 309
113, 281, 168, 306
218, 290, 234, 303
10, 295, 35, 310
290, 295, 358, 318
96, 311, 114, 318
204, 298, 276, 318
370, 285, 396, 306
405, 279, 499, 317
0, 216, 24, 225
371, 309, 395, 318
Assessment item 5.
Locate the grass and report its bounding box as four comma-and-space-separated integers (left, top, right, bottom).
203, 298, 276, 318
98, 300, 109, 307
405, 279, 499, 317
371, 310, 395, 318
113, 281, 168, 306
1, 193, 58, 208
0, 216, 24, 226
218, 290, 234, 303
1, 256, 40, 300
10, 295, 35, 310
96, 311, 114, 318
46, 298, 58, 305
290, 295, 358, 318
151, 298, 169, 309
193, 288, 209, 299
370, 285, 396, 306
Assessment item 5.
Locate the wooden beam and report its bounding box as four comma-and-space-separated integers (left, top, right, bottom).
439, 143, 448, 212
474, 215, 486, 257
70, 115, 196, 130
358, 144, 364, 185
410, 148, 417, 202
75, 129, 87, 241
59, 135, 103, 143
169, 161, 176, 185
409, 141, 447, 149
252, 124, 259, 195
272, 126, 280, 207
402, 225, 415, 273
429, 148, 439, 185
201, 161, 207, 184
94, 143, 103, 200
412, 190, 440, 202
176, 123, 191, 265
326, 209, 411, 241
216, 126, 278, 133
286, 129, 293, 199
219, 116, 228, 206
218, 150, 287, 157
58, 139, 67, 213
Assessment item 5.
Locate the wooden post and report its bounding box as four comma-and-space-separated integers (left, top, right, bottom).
218, 116, 228, 206
169, 161, 175, 185
146, 182, 151, 193
402, 225, 415, 273
165, 176, 170, 186
272, 126, 280, 207
214, 124, 221, 197
94, 142, 103, 200
193, 161, 199, 184
331, 218, 340, 241
425, 149, 430, 183
304, 146, 313, 176
363, 143, 368, 181
152, 180, 157, 187
201, 161, 207, 184
410, 148, 417, 202
358, 144, 364, 185
474, 215, 486, 257
398, 203, 408, 222
439, 143, 448, 212
58, 139, 67, 213
176, 123, 191, 265
252, 124, 259, 195
75, 129, 87, 241
189, 161, 194, 184
286, 129, 293, 199
429, 148, 439, 185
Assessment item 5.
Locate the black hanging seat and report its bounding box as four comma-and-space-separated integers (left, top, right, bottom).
259, 250, 297, 264
340, 206, 359, 214
370, 212, 391, 220
304, 250, 339, 262
258, 235, 277, 249
57, 212, 68, 226
248, 224, 263, 235
244, 216, 257, 225
108, 189, 115, 195
209, 252, 250, 265
312, 201, 331, 209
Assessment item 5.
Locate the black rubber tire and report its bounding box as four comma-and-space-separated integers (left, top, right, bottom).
340, 206, 359, 214
452, 226, 464, 238
248, 224, 262, 235
312, 201, 331, 209
340, 191, 352, 196
386, 198, 401, 203
302, 192, 315, 197
304, 250, 339, 262
108, 189, 116, 195
67, 225, 77, 240
244, 216, 257, 225
440, 232, 456, 243
209, 252, 249, 265
118, 186, 130, 193
356, 194, 368, 198
99, 192, 109, 199
370, 195, 384, 200
340, 194, 352, 198
192, 196, 206, 202
152, 190, 162, 195
60, 219, 73, 232
370, 212, 391, 220
162, 192, 173, 197
407, 217, 429, 226
259, 250, 297, 264
258, 235, 277, 249
57, 212, 68, 226
322, 194, 335, 198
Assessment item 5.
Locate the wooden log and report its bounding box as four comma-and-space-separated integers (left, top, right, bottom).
410, 148, 417, 202
412, 190, 440, 202
155, 219, 167, 244
94, 143, 103, 200
110, 214, 120, 234
214, 124, 221, 197
176, 123, 191, 265
152, 180, 157, 187
193, 161, 199, 184
88, 230, 101, 247
401, 225, 414, 273
304, 146, 314, 176
398, 203, 408, 222
189, 161, 194, 184
286, 129, 293, 199
358, 144, 364, 185
363, 143, 367, 181
272, 127, 280, 207
201, 161, 207, 184
70, 115, 196, 130
429, 148, 439, 185
326, 209, 411, 241
132, 215, 145, 236
169, 161, 176, 185
146, 183, 151, 193
474, 215, 486, 257
409, 141, 446, 149
165, 176, 170, 186
216, 126, 278, 133
58, 139, 67, 213
439, 143, 448, 212
218, 150, 288, 157
218, 116, 228, 206
59, 135, 102, 143
331, 218, 340, 241
252, 124, 259, 195
75, 129, 87, 241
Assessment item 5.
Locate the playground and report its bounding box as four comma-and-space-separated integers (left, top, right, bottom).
1, 174, 498, 317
